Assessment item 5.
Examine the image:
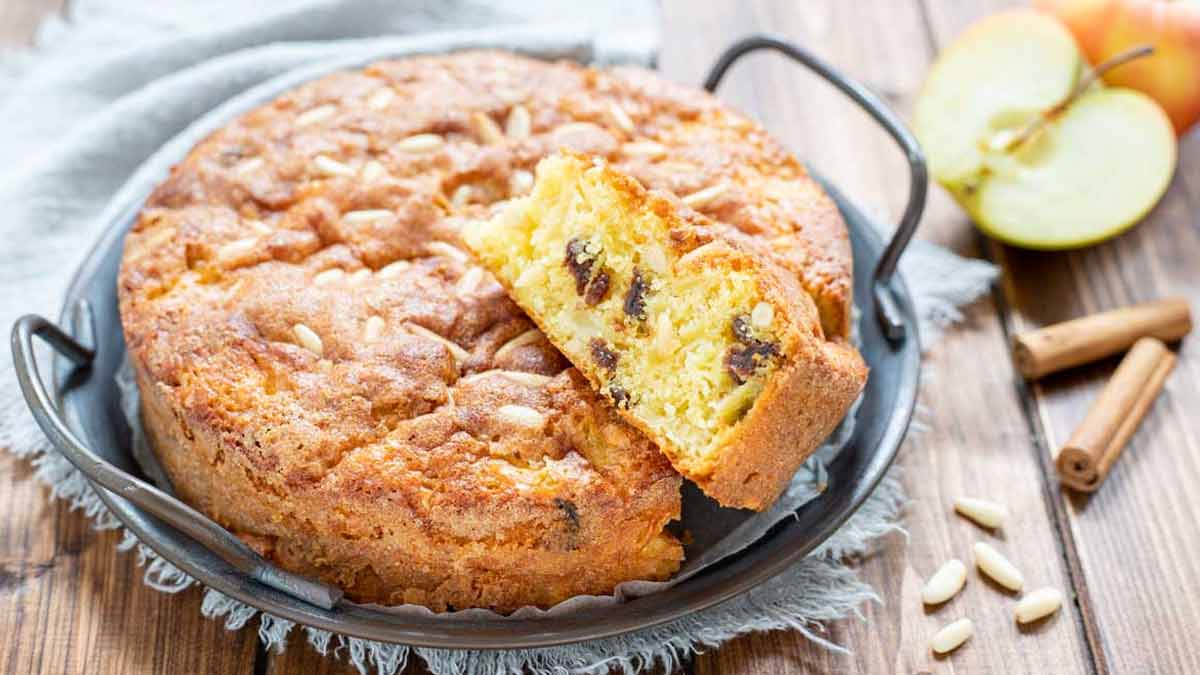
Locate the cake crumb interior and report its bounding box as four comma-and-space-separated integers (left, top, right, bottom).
466, 155, 785, 474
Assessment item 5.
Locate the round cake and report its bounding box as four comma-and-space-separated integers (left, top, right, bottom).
118, 51, 857, 612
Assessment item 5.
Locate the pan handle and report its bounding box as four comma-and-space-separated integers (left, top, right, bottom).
11, 308, 343, 610
703, 33, 927, 342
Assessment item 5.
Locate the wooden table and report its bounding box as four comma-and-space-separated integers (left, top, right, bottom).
3, 2, 1198, 673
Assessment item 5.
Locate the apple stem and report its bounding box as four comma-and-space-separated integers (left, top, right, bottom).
998, 44, 1156, 152
1069, 44, 1156, 103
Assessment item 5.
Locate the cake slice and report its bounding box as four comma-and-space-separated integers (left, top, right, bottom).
462, 153, 867, 510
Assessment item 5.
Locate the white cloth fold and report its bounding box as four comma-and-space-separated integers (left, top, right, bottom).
0, 3, 997, 674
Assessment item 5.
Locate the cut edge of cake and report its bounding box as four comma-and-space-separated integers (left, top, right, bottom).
463, 152, 868, 510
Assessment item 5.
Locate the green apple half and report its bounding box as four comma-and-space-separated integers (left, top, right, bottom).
914, 9, 1177, 250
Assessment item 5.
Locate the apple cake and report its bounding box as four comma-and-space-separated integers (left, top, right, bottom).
118, 50, 861, 610
464, 154, 866, 509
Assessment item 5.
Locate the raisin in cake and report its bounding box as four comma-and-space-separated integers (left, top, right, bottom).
464, 154, 867, 510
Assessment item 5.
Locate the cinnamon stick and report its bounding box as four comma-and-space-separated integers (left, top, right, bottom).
1056, 337, 1175, 493
1013, 297, 1191, 379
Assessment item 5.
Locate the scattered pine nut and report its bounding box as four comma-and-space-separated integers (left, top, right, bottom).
954, 497, 1008, 529
234, 157, 264, 174
456, 267, 485, 295
459, 369, 551, 388
295, 104, 336, 127
378, 260, 411, 278
930, 618, 973, 655
471, 112, 505, 145
451, 184, 474, 209
363, 315, 385, 342
405, 323, 471, 363
361, 160, 387, 182
608, 101, 635, 133
921, 559, 967, 605
366, 88, 395, 110
505, 104, 532, 139
553, 122, 599, 136
494, 370, 551, 387
426, 241, 469, 263
396, 133, 444, 153
622, 141, 666, 158
973, 542, 1024, 591
496, 404, 546, 429
681, 183, 728, 209
313, 155, 355, 177
493, 329, 541, 362
751, 302, 775, 329
1014, 587, 1063, 624
292, 323, 324, 356
342, 209, 392, 224
313, 268, 345, 286
216, 238, 259, 267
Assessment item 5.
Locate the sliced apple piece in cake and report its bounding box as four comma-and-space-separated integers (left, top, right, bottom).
463, 153, 867, 510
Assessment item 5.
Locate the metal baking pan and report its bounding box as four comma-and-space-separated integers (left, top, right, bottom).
11, 34, 923, 649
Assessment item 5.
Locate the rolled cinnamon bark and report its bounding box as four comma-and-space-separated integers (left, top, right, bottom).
1013, 297, 1191, 379
1056, 337, 1176, 493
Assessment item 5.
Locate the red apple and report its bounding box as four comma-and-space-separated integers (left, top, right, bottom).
1037, 0, 1200, 135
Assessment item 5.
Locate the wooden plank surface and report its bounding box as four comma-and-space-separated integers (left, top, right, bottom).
3, 1, 1199, 673
918, 3, 1200, 673
0, 454, 260, 674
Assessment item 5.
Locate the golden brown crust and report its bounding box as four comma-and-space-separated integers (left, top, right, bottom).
118, 50, 857, 608
138, 362, 681, 610
119, 52, 702, 612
